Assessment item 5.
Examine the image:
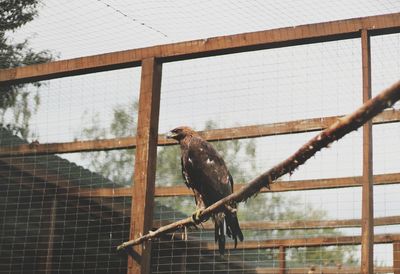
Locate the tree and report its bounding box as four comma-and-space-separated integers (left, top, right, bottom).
80, 102, 357, 266
0, 0, 53, 138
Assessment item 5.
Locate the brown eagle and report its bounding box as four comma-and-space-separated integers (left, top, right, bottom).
167, 126, 243, 254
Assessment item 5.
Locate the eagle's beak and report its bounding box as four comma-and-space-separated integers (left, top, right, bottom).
165, 131, 176, 139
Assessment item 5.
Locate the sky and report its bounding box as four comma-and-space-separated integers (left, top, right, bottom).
6, 0, 400, 266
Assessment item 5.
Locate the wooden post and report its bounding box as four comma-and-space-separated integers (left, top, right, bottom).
278, 246, 286, 274
36, 197, 57, 273
394, 242, 400, 274
128, 58, 162, 274
360, 29, 374, 274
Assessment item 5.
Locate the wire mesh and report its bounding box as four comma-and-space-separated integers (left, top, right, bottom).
1, 2, 400, 273
0, 67, 140, 273
153, 38, 369, 272
9, 0, 400, 59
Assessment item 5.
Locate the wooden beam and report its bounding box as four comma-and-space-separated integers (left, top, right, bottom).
254, 266, 394, 274
153, 215, 400, 231
154, 172, 400, 196
31, 197, 56, 273
361, 29, 373, 274
128, 58, 162, 274
0, 13, 399, 84
44, 198, 56, 274
204, 233, 400, 250
394, 242, 400, 274
0, 109, 399, 158
278, 246, 286, 274
73, 172, 400, 198
0, 136, 137, 157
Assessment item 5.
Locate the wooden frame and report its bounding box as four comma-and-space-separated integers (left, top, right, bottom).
1, 12, 400, 274
0, 109, 398, 157
128, 58, 162, 274
394, 241, 400, 274
195, 233, 400, 250
0, 13, 399, 84
361, 28, 373, 274
72, 172, 400, 198
154, 215, 400, 231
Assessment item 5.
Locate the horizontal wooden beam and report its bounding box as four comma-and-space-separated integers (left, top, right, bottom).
154, 215, 400, 231
254, 266, 393, 274
73, 172, 400, 198
0, 109, 398, 157
0, 13, 399, 84
155, 173, 400, 196
203, 233, 400, 250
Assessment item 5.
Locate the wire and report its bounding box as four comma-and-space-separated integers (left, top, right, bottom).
95, 0, 168, 38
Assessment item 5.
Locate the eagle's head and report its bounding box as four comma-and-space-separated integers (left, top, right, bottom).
166, 126, 197, 141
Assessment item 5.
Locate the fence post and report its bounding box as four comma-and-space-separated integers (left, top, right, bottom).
279, 246, 286, 274
36, 196, 57, 274
128, 58, 162, 274
360, 28, 374, 274
394, 242, 400, 274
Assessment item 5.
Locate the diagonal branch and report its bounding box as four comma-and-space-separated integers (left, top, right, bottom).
117, 80, 400, 251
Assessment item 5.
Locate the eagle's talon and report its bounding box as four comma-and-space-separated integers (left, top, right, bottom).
191, 209, 204, 224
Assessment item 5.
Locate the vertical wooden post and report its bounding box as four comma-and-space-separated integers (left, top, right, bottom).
360, 29, 373, 274
36, 196, 56, 274
128, 58, 162, 274
279, 246, 286, 274
394, 242, 400, 274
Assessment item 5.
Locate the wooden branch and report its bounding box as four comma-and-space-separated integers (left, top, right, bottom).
117, 80, 400, 251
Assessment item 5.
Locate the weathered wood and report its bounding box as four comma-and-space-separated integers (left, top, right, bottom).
45, 198, 56, 274
394, 242, 400, 274
279, 246, 286, 274
34, 197, 56, 274
203, 233, 400, 250
254, 266, 393, 274
361, 29, 373, 274
70, 172, 400, 198
128, 58, 162, 274
0, 109, 399, 158
117, 80, 400, 250
153, 215, 400, 231
0, 136, 136, 157
0, 13, 399, 84
155, 233, 400, 251
153, 172, 400, 197
73, 187, 132, 197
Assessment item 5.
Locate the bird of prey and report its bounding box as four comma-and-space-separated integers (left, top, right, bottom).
167, 126, 243, 255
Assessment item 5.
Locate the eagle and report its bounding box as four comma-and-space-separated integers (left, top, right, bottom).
167, 126, 243, 255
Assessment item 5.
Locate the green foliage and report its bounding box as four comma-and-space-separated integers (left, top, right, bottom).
0, 0, 53, 138
80, 104, 137, 185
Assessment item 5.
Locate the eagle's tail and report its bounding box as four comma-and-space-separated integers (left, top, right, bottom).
214, 213, 226, 255
225, 210, 244, 248
214, 211, 244, 255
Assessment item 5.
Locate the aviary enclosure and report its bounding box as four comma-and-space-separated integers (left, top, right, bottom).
0, 5, 400, 274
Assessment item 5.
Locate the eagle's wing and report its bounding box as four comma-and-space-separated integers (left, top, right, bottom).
180, 146, 205, 209
185, 137, 233, 204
